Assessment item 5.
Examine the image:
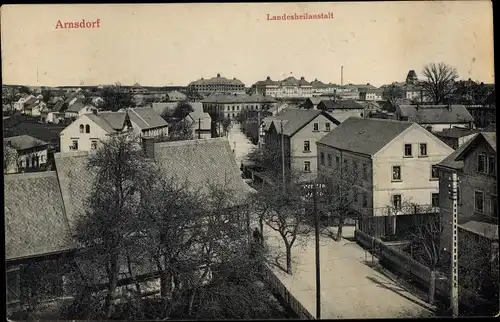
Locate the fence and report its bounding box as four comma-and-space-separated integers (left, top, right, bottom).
259, 263, 315, 320
354, 229, 491, 314
357, 212, 438, 239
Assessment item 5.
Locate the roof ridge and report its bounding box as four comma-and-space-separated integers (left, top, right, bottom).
154, 137, 229, 149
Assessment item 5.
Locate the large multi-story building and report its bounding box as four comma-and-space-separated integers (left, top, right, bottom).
188, 74, 246, 95
317, 117, 454, 222
202, 94, 277, 120
310, 79, 337, 96
264, 109, 340, 182
252, 76, 313, 98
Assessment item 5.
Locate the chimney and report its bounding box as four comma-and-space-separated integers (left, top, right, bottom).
141, 137, 156, 159
217, 73, 221, 78
301, 76, 305, 80
266, 76, 271, 80
341, 66, 344, 86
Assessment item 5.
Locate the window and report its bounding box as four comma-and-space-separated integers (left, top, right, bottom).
353, 161, 358, 173
475, 191, 484, 213
404, 144, 412, 157
488, 155, 496, 175
313, 123, 319, 131
419, 143, 427, 156
328, 154, 332, 166
344, 158, 348, 171
432, 193, 439, 207
477, 153, 486, 173
303, 141, 310, 152
393, 195, 402, 210
320, 152, 325, 165
491, 195, 498, 218
304, 161, 311, 172
40, 155, 45, 163
431, 165, 439, 179
392, 165, 401, 181
91, 140, 98, 150
362, 193, 368, 207
325, 123, 331, 131
232, 106, 235, 111
336, 156, 340, 164
79, 124, 84, 133
72, 140, 78, 150
85, 124, 90, 133
457, 186, 461, 204
362, 163, 367, 180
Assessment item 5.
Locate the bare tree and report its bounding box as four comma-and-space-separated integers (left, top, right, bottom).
421, 62, 459, 104
73, 132, 154, 319
317, 164, 370, 242
167, 119, 194, 141
385, 83, 404, 110
253, 176, 311, 274
405, 214, 444, 305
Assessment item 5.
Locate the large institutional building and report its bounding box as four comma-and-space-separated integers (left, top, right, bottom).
252, 76, 314, 98
187, 73, 246, 95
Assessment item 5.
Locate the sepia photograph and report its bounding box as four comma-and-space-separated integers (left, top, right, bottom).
2, 1, 497, 320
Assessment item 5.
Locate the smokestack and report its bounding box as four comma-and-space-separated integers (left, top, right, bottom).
341, 66, 344, 86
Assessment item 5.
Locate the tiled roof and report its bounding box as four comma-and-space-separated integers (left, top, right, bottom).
126, 107, 168, 130
397, 105, 474, 123
318, 117, 413, 155
187, 102, 211, 124
436, 137, 472, 170
65, 99, 87, 113
435, 127, 480, 139
5, 171, 75, 260
153, 138, 254, 207
437, 132, 496, 170
54, 151, 96, 230
272, 109, 339, 136
4, 134, 48, 150
459, 221, 498, 240
202, 94, 277, 104
254, 77, 280, 86
318, 99, 365, 110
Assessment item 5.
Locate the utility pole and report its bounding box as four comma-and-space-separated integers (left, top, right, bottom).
450, 172, 459, 317
198, 118, 201, 139
313, 183, 321, 319
280, 120, 286, 188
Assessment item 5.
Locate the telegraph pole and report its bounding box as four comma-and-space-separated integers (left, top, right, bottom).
198, 118, 201, 139
280, 121, 286, 188
450, 172, 459, 317
313, 183, 321, 319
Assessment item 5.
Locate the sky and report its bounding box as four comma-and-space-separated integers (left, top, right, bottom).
1, 2, 494, 87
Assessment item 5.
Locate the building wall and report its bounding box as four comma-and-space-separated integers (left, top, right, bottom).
317, 144, 374, 215
17, 148, 48, 171
372, 125, 454, 214
59, 115, 110, 153
256, 85, 313, 98
290, 114, 337, 181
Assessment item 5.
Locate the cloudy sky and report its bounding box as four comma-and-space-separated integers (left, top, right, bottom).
1, 1, 494, 87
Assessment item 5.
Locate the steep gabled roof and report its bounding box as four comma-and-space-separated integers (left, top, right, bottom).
54, 151, 96, 230
4, 134, 48, 150
437, 132, 496, 170
126, 107, 168, 130
318, 99, 365, 110
271, 109, 340, 136
397, 105, 474, 124
153, 138, 254, 206
317, 117, 413, 156
5, 171, 75, 260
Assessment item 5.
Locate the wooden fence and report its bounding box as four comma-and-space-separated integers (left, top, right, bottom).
259, 263, 315, 319
354, 229, 491, 313
357, 213, 438, 239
